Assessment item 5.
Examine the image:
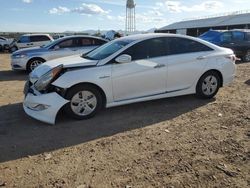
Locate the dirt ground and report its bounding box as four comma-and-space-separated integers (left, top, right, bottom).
0, 53, 249, 188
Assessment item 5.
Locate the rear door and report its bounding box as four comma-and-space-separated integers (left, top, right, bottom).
30, 35, 51, 47
112, 37, 168, 101
166, 37, 214, 92
231, 31, 250, 56
17, 36, 30, 49
219, 31, 235, 49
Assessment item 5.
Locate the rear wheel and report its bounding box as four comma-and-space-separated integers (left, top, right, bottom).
196, 71, 221, 99
243, 50, 250, 62
64, 85, 103, 120
27, 58, 45, 72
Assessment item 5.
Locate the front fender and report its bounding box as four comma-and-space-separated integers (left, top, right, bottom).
52, 65, 113, 104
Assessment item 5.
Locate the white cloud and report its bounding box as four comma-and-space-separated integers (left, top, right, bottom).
158, 0, 224, 13
49, 3, 109, 16
49, 6, 70, 15
22, 0, 32, 3
72, 3, 109, 15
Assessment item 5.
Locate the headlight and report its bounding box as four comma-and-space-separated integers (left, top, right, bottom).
13, 54, 27, 58
34, 65, 63, 91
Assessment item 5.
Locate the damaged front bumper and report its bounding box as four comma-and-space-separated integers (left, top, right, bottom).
23, 91, 69, 125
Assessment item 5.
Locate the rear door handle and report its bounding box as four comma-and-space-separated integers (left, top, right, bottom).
154, 64, 165, 68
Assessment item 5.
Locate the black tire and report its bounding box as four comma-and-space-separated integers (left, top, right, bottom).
64, 84, 103, 120
242, 50, 250, 62
196, 71, 221, 99
27, 58, 45, 73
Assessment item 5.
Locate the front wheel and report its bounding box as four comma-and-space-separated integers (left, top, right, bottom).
196, 71, 221, 99
64, 85, 103, 120
27, 58, 45, 72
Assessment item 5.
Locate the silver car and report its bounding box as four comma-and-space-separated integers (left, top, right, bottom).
11, 35, 107, 72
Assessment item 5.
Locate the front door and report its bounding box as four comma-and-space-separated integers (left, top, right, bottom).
49, 38, 77, 60
111, 38, 168, 101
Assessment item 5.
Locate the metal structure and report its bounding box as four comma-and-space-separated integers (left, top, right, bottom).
157, 10, 250, 37
126, 0, 136, 34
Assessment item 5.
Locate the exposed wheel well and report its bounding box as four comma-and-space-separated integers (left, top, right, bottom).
26, 57, 46, 70
66, 82, 107, 108
198, 70, 223, 87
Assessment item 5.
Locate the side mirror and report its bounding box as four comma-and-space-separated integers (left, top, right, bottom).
54, 45, 60, 50
115, 54, 132, 64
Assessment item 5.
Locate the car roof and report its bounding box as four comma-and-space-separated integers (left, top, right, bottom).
116, 33, 209, 42
21, 34, 51, 37
60, 35, 108, 41
114, 33, 222, 52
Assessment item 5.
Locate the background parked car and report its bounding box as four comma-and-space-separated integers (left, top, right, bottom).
199, 29, 250, 62
11, 35, 107, 72
0, 36, 17, 52
15, 34, 53, 50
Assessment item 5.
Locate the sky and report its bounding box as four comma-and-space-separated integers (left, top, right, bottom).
0, 0, 250, 32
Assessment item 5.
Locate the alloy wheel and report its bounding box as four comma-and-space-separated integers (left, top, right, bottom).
201, 75, 218, 96
70, 90, 97, 116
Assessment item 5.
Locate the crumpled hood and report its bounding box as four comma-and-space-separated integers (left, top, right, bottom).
30, 55, 98, 82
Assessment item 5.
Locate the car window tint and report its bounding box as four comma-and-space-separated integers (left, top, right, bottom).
232, 31, 245, 41
148, 38, 168, 58
77, 38, 93, 46
221, 32, 232, 42
30, 35, 50, 42
39, 35, 51, 41
93, 39, 106, 45
18, 36, 30, 43
58, 39, 74, 48
123, 38, 168, 61
167, 37, 213, 55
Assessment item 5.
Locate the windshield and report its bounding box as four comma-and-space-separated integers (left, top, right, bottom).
82, 40, 133, 60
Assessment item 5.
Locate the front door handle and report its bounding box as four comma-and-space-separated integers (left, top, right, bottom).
197, 56, 206, 60
154, 64, 165, 68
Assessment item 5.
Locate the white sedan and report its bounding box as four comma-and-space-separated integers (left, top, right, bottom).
23, 33, 236, 124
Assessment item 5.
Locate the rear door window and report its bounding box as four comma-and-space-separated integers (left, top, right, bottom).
167, 37, 213, 55
93, 39, 106, 45
232, 31, 245, 41
30, 35, 50, 42
18, 36, 30, 43
76, 38, 93, 47
220, 32, 233, 42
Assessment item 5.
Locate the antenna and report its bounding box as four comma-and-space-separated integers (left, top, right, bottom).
126, 0, 136, 35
